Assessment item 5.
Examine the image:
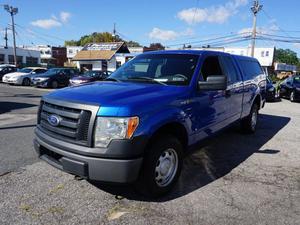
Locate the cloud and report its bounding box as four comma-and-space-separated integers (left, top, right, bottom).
293, 43, 300, 49
148, 27, 194, 41
177, 0, 248, 25
30, 19, 62, 29
30, 11, 71, 29
238, 21, 280, 36
60, 12, 71, 23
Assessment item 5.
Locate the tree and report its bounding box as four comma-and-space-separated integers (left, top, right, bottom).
64, 32, 141, 47
149, 43, 165, 49
274, 48, 299, 65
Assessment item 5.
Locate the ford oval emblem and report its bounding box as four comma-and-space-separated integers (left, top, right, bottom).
47, 114, 60, 126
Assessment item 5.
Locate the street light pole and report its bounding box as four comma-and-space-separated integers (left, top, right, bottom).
4, 5, 18, 66
250, 0, 262, 57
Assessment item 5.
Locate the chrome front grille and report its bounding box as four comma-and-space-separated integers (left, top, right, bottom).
38, 99, 97, 146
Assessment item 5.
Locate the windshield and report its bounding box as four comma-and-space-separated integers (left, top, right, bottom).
40, 68, 61, 76
82, 71, 100, 77
18, 68, 33, 73
294, 76, 300, 84
109, 54, 199, 86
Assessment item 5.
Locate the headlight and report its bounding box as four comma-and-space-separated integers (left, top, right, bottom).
39, 77, 49, 82
94, 116, 139, 147
268, 87, 275, 92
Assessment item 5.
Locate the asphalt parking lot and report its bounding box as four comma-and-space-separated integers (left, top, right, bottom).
0, 84, 299, 225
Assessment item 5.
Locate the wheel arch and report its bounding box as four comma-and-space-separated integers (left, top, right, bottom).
146, 122, 188, 153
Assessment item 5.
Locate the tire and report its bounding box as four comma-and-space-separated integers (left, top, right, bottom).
51, 80, 58, 89
241, 103, 259, 134
22, 78, 31, 86
290, 91, 295, 102
135, 135, 183, 198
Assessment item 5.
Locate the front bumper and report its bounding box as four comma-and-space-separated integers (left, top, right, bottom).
2, 78, 21, 84
34, 128, 144, 183
32, 80, 48, 87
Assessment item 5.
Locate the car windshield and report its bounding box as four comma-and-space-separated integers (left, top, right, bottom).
39, 68, 61, 76
82, 71, 100, 77
294, 76, 300, 84
18, 68, 33, 73
109, 54, 199, 86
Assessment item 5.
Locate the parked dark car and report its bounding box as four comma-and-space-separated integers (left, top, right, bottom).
69, 70, 112, 86
0, 64, 17, 82
266, 77, 276, 101
32, 68, 79, 88
278, 75, 300, 102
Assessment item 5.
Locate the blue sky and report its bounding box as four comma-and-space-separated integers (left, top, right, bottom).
1, 0, 300, 55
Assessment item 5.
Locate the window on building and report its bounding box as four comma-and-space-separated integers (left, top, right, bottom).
68, 49, 73, 54
261, 51, 265, 57
266, 51, 269, 57
9, 55, 23, 65
26, 57, 38, 65
116, 61, 122, 69
240, 51, 244, 55
0, 54, 4, 63
8, 55, 14, 64
17, 56, 23, 65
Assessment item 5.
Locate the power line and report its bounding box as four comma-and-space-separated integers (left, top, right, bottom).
165, 32, 250, 47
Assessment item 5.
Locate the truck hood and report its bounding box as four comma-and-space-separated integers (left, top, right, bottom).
45, 81, 189, 116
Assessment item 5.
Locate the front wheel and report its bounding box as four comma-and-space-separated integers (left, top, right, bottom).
241, 104, 259, 133
51, 80, 58, 88
136, 135, 183, 197
22, 78, 31, 86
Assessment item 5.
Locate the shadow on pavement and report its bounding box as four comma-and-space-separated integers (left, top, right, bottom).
0, 124, 36, 130
0, 101, 37, 114
89, 113, 290, 202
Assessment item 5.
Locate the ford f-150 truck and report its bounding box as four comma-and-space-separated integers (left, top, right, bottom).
34, 50, 266, 197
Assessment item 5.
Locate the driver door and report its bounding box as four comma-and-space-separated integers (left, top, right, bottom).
190, 53, 228, 141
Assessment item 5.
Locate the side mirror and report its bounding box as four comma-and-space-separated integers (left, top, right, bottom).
198, 75, 227, 90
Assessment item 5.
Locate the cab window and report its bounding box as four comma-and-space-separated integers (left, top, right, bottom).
200, 56, 225, 81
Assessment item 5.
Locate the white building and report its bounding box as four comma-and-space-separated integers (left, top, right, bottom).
0, 46, 41, 65
224, 47, 275, 68
67, 46, 83, 63
72, 42, 135, 71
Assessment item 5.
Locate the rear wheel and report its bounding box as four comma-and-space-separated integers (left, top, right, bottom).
290, 91, 295, 102
136, 135, 183, 197
22, 78, 31, 86
51, 80, 58, 88
241, 103, 259, 133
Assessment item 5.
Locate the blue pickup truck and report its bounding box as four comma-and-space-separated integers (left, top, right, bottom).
34, 50, 266, 197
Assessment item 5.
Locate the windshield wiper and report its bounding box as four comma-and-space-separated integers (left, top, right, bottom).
127, 77, 167, 86
104, 77, 121, 82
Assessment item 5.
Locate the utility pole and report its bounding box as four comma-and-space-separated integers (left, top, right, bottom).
4, 5, 18, 66
4, 27, 8, 49
112, 23, 116, 42
250, 0, 263, 57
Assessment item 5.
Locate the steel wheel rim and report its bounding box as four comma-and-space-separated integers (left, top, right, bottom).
251, 109, 257, 129
155, 148, 178, 187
